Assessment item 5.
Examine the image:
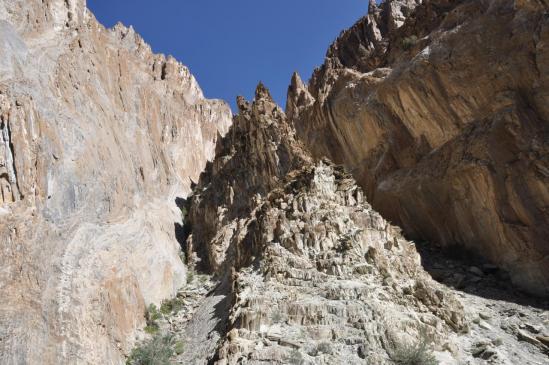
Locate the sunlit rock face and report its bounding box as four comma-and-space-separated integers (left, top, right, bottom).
0, 0, 231, 363
186, 86, 468, 364
287, 0, 549, 297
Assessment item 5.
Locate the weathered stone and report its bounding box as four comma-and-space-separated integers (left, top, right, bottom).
0, 1, 231, 364
537, 336, 549, 347
469, 267, 484, 277
188, 85, 467, 364
288, 0, 549, 297
517, 329, 543, 346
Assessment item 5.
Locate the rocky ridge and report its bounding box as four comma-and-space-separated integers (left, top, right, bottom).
287, 0, 549, 297
0, 1, 230, 364
172, 86, 549, 364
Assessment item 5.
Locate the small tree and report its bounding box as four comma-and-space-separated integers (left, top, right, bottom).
126, 334, 175, 365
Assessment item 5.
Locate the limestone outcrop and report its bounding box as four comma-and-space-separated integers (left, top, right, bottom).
187, 84, 311, 273
287, 0, 549, 296
0, 1, 231, 364
185, 86, 479, 364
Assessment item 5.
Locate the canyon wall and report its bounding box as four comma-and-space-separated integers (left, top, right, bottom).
288, 0, 549, 296
0, 0, 231, 364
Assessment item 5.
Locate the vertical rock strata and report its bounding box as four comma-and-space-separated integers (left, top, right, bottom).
287, 0, 549, 296
0, 1, 231, 364
187, 86, 469, 364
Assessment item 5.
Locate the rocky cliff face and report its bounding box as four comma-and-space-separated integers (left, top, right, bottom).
182, 86, 549, 365
0, 1, 231, 364
187, 84, 312, 273
287, 0, 549, 296
184, 87, 464, 364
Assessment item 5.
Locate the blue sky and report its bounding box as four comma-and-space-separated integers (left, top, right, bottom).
87, 1, 370, 110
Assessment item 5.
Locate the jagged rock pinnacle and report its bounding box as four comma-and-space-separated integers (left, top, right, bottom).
254, 81, 273, 102
368, 0, 378, 13
286, 71, 314, 120
289, 71, 305, 91
236, 95, 250, 112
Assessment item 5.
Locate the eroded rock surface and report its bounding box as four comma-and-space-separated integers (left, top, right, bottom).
187, 84, 311, 273
0, 1, 231, 364
182, 87, 487, 364
287, 0, 549, 296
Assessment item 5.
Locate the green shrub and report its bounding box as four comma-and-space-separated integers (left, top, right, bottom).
144, 324, 159, 335
160, 297, 184, 315
317, 342, 333, 355
289, 349, 304, 365
174, 340, 185, 355
270, 310, 284, 324
146, 304, 161, 323
402, 35, 418, 50
144, 304, 161, 334
126, 334, 175, 365
391, 333, 438, 365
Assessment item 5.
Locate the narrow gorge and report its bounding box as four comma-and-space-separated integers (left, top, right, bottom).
0, 0, 547, 364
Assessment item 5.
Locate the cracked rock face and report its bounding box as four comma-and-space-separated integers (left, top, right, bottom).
0, 0, 231, 364
215, 162, 468, 365
287, 0, 549, 296
187, 87, 470, 364
187, 84, 311, 273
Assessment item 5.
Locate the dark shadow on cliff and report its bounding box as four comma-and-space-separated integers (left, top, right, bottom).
205, 276, 232, 365
174, 196, 192, 258
416, 241, 549, 310
173, 192, 232, 364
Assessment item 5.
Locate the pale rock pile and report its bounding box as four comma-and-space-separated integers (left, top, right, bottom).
185, 87, 473, 364
215, 160, 468, 364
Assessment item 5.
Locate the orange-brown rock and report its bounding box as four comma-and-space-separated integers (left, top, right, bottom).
288, 0, 549, 296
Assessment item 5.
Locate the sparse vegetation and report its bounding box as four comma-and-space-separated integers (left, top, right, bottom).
270, 310, 284, 323
186, 269, 195, 283
198, 273, 209, 283
144, 304, 161, 334
178, 251, 186, 264
316, 342, 333, 355
338, 233, 354, 252
337, 229, 363, 253
174, 340, 185, 355
126, 334, 176, 365
175, 197, 192, 256
391, 332, 438, 365
308, 341, 333, 357
402, 35, 418, 50
180, 206, 188, 224
289, 349, 304, 365
160, 297, 184, 315
146, 304, 161, 322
